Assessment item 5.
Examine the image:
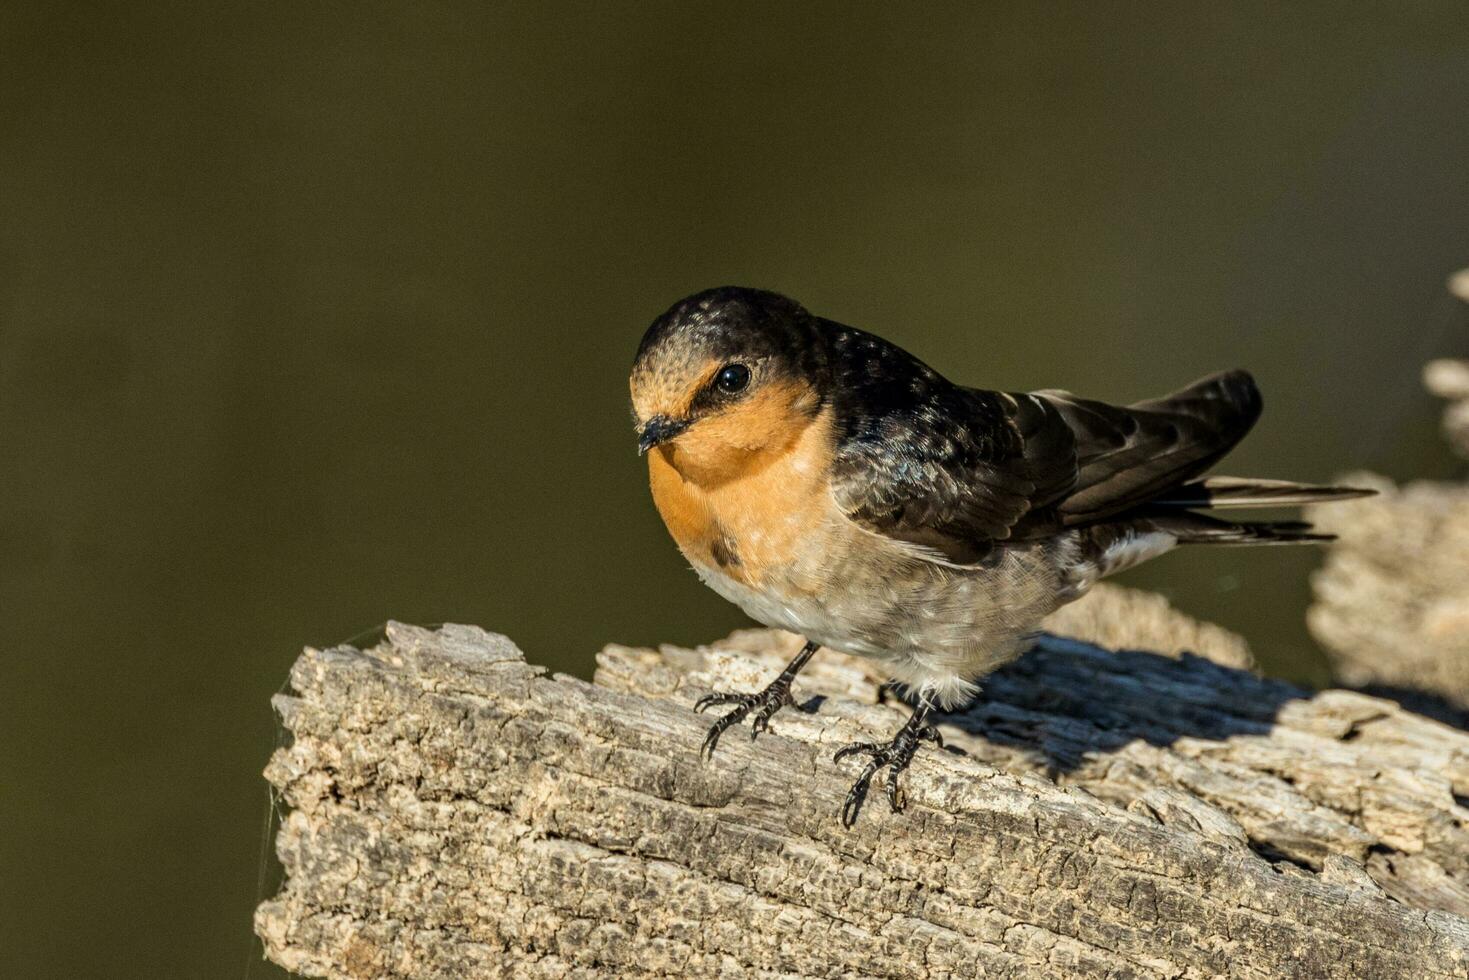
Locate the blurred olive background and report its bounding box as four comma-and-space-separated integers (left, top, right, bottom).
2, 2, 1468, 977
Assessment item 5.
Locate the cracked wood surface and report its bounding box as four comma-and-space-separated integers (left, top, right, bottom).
256, 620, 1469, 979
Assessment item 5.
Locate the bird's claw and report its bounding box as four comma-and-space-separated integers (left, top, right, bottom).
833, 721, 942, 827
694, 691, 750, 713
696, 676, 796, 759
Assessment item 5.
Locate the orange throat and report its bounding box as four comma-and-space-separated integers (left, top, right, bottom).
647, 404, 834, 587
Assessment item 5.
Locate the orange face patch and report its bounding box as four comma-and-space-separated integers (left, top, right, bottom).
647, 405, 835, 587
660, 378, 821, 487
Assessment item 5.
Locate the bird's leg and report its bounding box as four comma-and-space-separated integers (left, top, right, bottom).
834, 695, 943, 827
696, 640, 819, 759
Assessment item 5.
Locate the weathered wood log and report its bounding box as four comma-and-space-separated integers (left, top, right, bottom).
1307, 473, 1469, 716
256, 613, 1469, 979
1041, 583, 1255, 671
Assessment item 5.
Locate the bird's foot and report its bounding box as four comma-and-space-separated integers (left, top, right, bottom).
834, 712, 943, 827
695, 640, 818, 760
695, 675, 798, 759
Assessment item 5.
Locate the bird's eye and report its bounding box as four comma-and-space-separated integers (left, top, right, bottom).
714, 363, 751, 394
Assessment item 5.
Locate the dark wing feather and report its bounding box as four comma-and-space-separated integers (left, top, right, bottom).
830, 387, 1076, 561
826, 318, 1263, 563
1043, 369, 1262, 525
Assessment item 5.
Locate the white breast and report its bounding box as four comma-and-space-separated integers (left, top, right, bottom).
686, 526, 1086, 710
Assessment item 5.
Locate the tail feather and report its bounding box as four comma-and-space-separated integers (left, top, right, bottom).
1084, 509, 1334, 581
1153, 476, 1376, 510
1146, 510, 1336, 546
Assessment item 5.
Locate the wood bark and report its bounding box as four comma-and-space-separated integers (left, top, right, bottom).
256, 616, 1469, 979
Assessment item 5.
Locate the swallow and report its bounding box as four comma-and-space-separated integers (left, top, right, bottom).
630, 286, 1373, 826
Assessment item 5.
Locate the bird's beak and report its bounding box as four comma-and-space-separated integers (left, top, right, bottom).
637, 415, 691, 455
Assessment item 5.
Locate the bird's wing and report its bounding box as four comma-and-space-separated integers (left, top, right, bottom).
823, 321, 1079, 562
829, 347, 1262, 563
1041, 369, 1262, 525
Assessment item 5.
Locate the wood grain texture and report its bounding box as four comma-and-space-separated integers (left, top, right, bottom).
256, 614, 1469, 979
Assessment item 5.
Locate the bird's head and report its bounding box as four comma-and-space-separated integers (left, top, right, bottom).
630, 287, 828, 482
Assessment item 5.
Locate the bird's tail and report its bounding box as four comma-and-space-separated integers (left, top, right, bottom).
1140, 476, 1377, 547
1150, 476, 1376, 510
1084, 504, 1349, 582
1082, 474, 1376, 579
1140, 510, 1337, 546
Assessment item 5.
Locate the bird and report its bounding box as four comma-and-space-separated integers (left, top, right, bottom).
629, 285, 1373, 826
